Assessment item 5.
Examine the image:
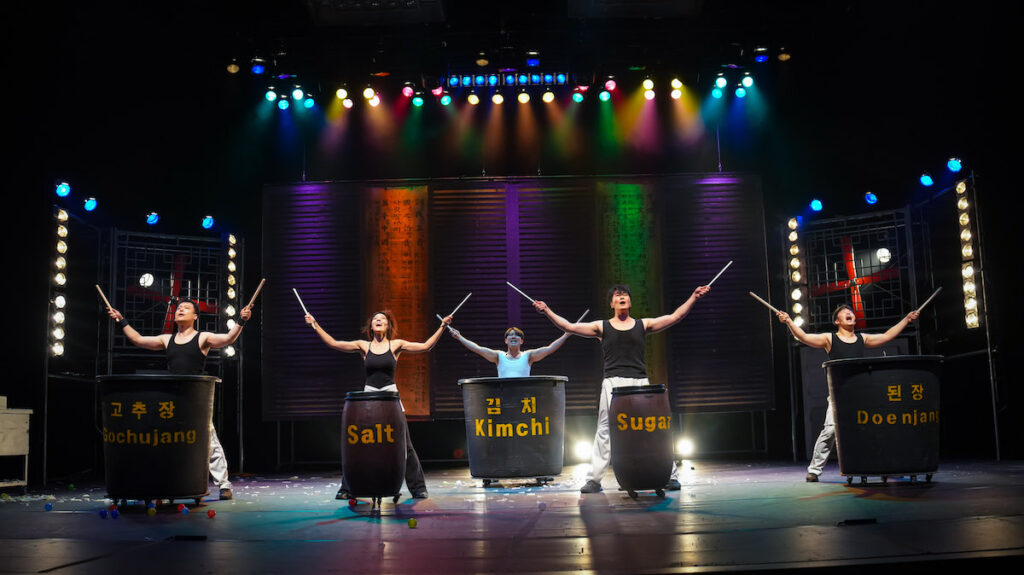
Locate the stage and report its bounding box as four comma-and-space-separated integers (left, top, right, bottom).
2, 461, 1022, 573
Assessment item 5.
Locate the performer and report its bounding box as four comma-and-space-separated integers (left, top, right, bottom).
306, 310, 451, 500
534, 284, 710, 494
777, 304, 919, 482
106, 298, 250, 500
448, 326, 570, 377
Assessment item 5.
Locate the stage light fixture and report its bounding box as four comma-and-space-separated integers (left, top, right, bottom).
57, 209, 68, 222
962, 244, 974, 259
788, 231, 798, 242
789, 245, 800, 256
227, 287, 236, 300
504, 74, 515, 86
265, 88, 277, 102
303, 97, 314, 108
810, 199, 823, 212
644, 89, 655, 100
228, 274, 236, 286
791, 270, 802, 283
956, 181, 967, 194
57, 225, 68, 238
599, 90, 611, 101
777, 46, 791, 61
137, 273, 154, 288
957, 197, 969, 211
793, 316, 805, 327
876, 248, 891, 264
250, 58, 266, 75
225, 305, 236, 317
54, 273, 67, 286
711, 88, 723, 99
56, 182, 70, 197
448, 75, 459, 88
57, 240, 67, 254
960, 229, 971, 242
964, 297, 978, 311
676, 438, 695, 457
468, 92, 480, 105
363, 87, 376, 99
920, 173, 934, 186
343, 98, 354, 109
412, 95, 424, 107
52, 342, 64, 356
226, 318, 237, 330
202, 215, 215, 229
754, 46, 769, 63
526, 52, 540, 67
291, 88, 304, 101
518, 91, 530, 104
474, 75, 485, 87
336, 88, 348, 99
742, 74, 754, 88
369, 95, 380, 107
402, 85, 414, 98
572, 91, 584, 103
947, 157, 963, 172
642, 78, 654, 90
277, 99, 289, 110
54, 295, 66, 308
461, 75, 472, 87
440, 93, 452, 106
965, 312, 980, 329
735, 87, 747, 98
518, 74, 529, 85
961, 263, 974, 279
53, 311, 65, 324
789, 257, 801, 269
556, 73, 567, 85
530, 73, 541, 85
670, 89, 682, 99
146, 212, 159, 225
958, 212, 970, 226
224, 346, 236, 358
791, 288, 802, 300
542, 91, 555, 103
792, 303, 803, 314
715, 76, 728, 89
228, 234, 237, 245
671, 78, 683, 89
227, 261, 236, 273
492, 93, 504, 104
84, 198, 97, 211
543, 73, 553, 84
865, 191, 878, 205
604, 78, 616, 91
788, 218, 799, 230
55, 256, 66, 270
429, 85, 443, 97
572, 441, 591, 461
963, 281, 976, 297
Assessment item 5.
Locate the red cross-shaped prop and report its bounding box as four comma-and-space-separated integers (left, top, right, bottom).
808, 236, 899, 328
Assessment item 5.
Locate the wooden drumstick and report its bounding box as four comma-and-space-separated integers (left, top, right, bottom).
707, 261, 733, 287
293, 288, 310, 317
95, 284, 113, 309
245, 278, 266, 309
449, 292, 472, 316
915, 287, 942, 314
749, 292, 781, 314
506, 281, 535, 303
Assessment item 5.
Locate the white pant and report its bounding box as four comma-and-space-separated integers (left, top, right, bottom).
209, 424, 231, 489
807, 397, 835, 476
587, 377, 678, 484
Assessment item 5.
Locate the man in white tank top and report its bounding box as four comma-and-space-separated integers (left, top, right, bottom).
448, 326, 571, 377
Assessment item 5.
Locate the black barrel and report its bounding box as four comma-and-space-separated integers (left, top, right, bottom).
342, 391, 406, 497
97, 374, 217, 500
825, 356, 942, 476
458, 376, 566, 478
610, 384, 673, 490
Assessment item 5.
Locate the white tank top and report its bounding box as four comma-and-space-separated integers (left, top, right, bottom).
497, 351, 531, 378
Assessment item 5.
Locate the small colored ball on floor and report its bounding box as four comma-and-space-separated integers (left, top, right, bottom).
99, 509, 107, 519
207, 509, 216, 518
176, 503, 185, 511
44, 503, 53, 511
181, 507, 189, 515
407, 518, 417, 529
108, 504, 118, 511
110, 509, 119, 518
147, 502, 156, 509
68, 484, 75, 490
147, 508, 157, 517
348, 498, 357, 507
538, 502, 546, 510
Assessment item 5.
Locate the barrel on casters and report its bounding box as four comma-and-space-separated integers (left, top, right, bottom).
610, 384, 673, 498
342, 390, 407, 504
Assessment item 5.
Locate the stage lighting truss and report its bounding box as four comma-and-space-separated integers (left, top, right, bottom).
51, 206, 68, 356
956, 178, 982, 329
445, 71, 568, 90
223, 233, 242, 359
784, 216, 807, 332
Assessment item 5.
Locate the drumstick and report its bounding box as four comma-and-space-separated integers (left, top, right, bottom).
293, 288, 310, 317
707, 261, 733, 287
506, 281, 535, 303
449, 292, 472, 316
749, 292, 781, 314
574, 309, 590, 323
95, 285, 113, 309
436, 314, 456, 334
915, 287, 942, 314
245, 278, 266, 308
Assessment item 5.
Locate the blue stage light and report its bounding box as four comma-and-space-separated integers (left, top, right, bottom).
543, 73, 553, 84
526, 56, 540, 67
518, 74, 528, 85
715, 76, 728, 89
56, 182, 70, 197
303, 97, 314, 108
810, 199, 823, 212
265, 89, 277, 101
278, 99, 289, 110
920, 173, 934, 186
711, 88, 723, 99
947, 157, 962, 172
251, 63, 265, 75
440, 94, 452, 106
556, 73, 567, 85
504, 74, 515, 85
448, 75, 459, 87
735, 87, 747, 98
291, 88, 304, 100
572, 92, 584, 103
474, 75, 485, 87
754, 54, 769, 63
146, 212, 159, 225
84, 197, 97, 212
865, 191, 878, 205
412, 95, 424, 107
202, 215, 215, 229
461, 76, 472, 87
599, 90, 611, 102
530, 74, 541, 84
742, 75, 754, 87
488, 75, 498, 86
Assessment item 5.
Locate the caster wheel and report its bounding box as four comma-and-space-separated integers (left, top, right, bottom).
926, 474, 933, 483
846, 476, 853, 485
194, 498, 202, 506
656, 489, 665, 498
860, 476, 867, 485
628, 490, 638, 500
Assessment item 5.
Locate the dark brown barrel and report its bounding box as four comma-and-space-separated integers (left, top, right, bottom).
458, 376, 566, 478
97, 374, 217, 500
341, 391, 406, 497
609, 384, 673, 490
825, 355, 942, 476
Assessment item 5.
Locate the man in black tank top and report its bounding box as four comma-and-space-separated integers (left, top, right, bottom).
535, 283, 710, 494
107, 299, 253, 500
777, 304, 919, 482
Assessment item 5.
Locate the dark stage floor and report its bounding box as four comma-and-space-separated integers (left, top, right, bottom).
2, 461, 1022, 573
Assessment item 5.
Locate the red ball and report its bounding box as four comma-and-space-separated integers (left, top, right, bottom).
176, 503, 185, 511
348, 498, 357, 507
207, 509, 216, 518
453, 448, 464, 459
108, 504, 118, 511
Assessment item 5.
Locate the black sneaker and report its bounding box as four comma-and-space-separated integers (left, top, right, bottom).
219, 488, 233, 500
805, 473, 819, 483
335, 488, 352, 500
412, 490, 428, 499
664, 479, 681, 491
580, 480, 603, 493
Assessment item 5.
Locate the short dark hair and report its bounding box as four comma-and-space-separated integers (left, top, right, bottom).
832, 304, 853, 322
607, 284, 631, 302
176, 299, 199, 315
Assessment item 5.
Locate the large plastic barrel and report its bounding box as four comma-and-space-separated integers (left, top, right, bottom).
458, 376, 566, 478
342, 390, 406, 497
97, 374, 217, 500
825, 355, 942, 476
609, 384, 673, 490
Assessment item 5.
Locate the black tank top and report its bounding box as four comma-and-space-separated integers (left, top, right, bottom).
365, 343, 397, 387
602, 319, 647, 378
166, 332, 206, 375
827, 332, 865, 360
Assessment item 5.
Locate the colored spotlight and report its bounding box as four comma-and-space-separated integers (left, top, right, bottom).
644, 89, 655, 100
303, 97, 314, 108
139, 273, 154, 287
448, 75, 459, 87
492, 93, 504, 104
412, 95, 424, 107
810, 199, 823, 211
369, 95, 380, 107
735, 87, 747, 98
291, 88, 304, 100
532, 73, 543, 84
488, 75, 498, 86
676, 438, 695, 457
440, 93, 452, 106
876, 248, 892, 264
250, 63, 265, 75
336, 88, 348, 99
865, 191, 877, 204
742, 75, 754, 87
518, 91, 530, 104
711, 88, 723, 99
947, 157, 963, 172
572, 91, 584, 103
671, 78, 683, 89
461, 76, 472, 87
542, 91, 555, 103
363, 87, 375, 99
715, 76, 728, 89
555, 73, 566, 84
342, 98, 353, 109
543, 73, 553, 84
573, 441, 592, 462
265, 89, 277, 101
504, 74, 515, 85
642, 78, 654, 90
84, 197, 97, 211
402, 85, 414, 98
604, 79, 616, 91
56, 182, 70, 197
920, 173, 934, 186
468, 93, 480, 105
431, 85, 444, 97
277, 99, 289, 110
474, 75, 485, 87
598, 90, 611, 102
146, 212, 159, 225
202, 215, 215, 229
670, 89, 682, 99
518, 74, 529, 85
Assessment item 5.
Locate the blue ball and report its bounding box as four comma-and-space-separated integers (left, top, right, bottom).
99, 509, 108, 518
44, 503, 53, 511
181, 507, 189, 515
110, 509, 120, 518
148, 502, 156, 509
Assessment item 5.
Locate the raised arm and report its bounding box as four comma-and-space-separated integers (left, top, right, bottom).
448, 328, 500, 364
863, 310, 920, 348
107, 306, 167, 351
527, 331, 571, 364
305, 314, 364, 353
644, 285, 710, 334
776, 311, 831, 349
533, 301, 601, 338
395, 316, 453, 354
205, 305, 251, 349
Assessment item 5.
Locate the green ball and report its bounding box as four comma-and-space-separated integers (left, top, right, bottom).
147, 508, 157, 517
407, 518, 417, 529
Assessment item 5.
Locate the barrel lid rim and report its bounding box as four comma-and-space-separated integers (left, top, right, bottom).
96, 374, 222, 383
611, 383, 667, 394
458, 376, 569, 385
822, 355, 944, 368
345, 390, 401, 400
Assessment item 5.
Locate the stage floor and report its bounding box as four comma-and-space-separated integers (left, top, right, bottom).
2, 461, 1022, 573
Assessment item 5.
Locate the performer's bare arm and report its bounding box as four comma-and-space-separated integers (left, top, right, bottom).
205, 305, 252, 350
863, 311, 920, 348
305, 314, 366, 353
448, 328, 500, 364
644, 286, 710, 334
528, 332, 571, 364
106, 306, 168, 350
533, 301, 601, 338
776, 311, 831, 350
395, 316, 453, 354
